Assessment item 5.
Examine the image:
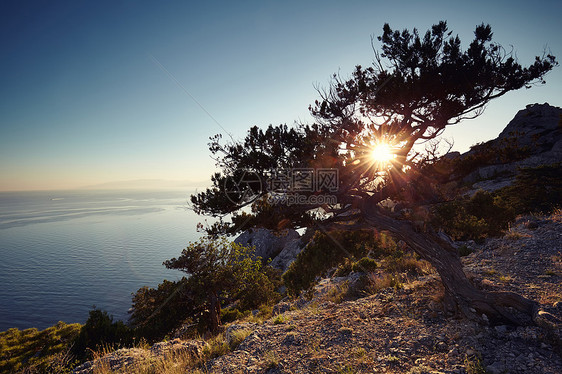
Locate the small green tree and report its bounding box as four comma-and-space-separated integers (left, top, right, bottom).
163, 237, 280, 334
129, 278, 193, 342
73, 308, 133, 360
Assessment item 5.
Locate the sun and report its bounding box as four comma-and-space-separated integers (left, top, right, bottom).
370, 142, 395, 164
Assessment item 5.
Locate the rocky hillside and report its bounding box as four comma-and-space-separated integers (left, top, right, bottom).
73, 213, 562, 374
458, 103, 561, 192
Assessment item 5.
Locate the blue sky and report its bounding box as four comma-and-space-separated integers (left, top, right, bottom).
1, 0, 561, 191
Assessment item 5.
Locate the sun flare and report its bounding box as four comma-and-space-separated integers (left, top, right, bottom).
370, 143, 395, 164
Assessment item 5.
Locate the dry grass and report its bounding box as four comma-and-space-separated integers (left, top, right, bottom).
82, 331, 239, 374
262, 350, 280, 369
551, 208, 562, 222
323, 281, 349, 304
384, 253, 434, 275
463, 352, 489, 374
504, 228, 531, 240
227, 328, 252, 350
364, 273, 405, 294
201, 334, 229, 361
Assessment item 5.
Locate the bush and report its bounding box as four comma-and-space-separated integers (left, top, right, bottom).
220, 307, 245, 324
433, 190, 515, 240
351, 273, 405, 297
130, 237, 281, 338
129, 278, 192, 342
283, 230, 379, 295
333, 258, 354, 277
352, 257, 378, 273
235, 264, 282, 311
73, 309, 133, 360
385, 252, 431, 275
497, 163, 562, 214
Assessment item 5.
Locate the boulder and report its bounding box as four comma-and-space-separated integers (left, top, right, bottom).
234, 228, 300, 262
270, 238, 304, 272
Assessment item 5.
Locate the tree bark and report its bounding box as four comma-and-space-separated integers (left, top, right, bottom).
362, 206, 538, 325
209, 292, 221, 334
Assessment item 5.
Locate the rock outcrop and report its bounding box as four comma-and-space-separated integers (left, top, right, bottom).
497, 103, 562, 153
458, 103, 562, 191
269, 238, 303, 272
234, 228, 303, 271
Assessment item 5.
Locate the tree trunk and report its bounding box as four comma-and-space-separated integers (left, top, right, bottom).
362, 206, 538, 325
209, 292, 221, 334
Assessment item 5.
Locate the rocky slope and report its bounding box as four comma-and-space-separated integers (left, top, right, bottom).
460, 103, 562, 192
73, 213, 562, 374
205, 214, 562, 374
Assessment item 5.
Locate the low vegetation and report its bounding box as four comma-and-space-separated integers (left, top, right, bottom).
432, 163, 562, 241
432, 190, 515, 241
0, 321, 81, 373
125, 236, 283, 344
283, 230, 390, 295
72, 309, 135, 361
496, 163, 562, 215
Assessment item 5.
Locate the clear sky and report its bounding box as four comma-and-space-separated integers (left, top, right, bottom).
1, 0, 561, 191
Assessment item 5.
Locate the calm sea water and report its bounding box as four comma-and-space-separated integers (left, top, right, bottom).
0, 189, 207, 331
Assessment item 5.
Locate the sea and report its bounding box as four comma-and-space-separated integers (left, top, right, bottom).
0, 189, 209, 332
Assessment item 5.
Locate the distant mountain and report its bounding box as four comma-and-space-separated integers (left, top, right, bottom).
80, 179, 210, 190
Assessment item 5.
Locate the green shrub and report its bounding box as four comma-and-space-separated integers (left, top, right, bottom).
283, 230, 378, 295
73, 308, 133, 360
497, 163, 562, 214
130, 237, 281, 339
352, 257, 378, 273
433, 190, 515, 240
235, 264, 282, 311
221, 307, 245, 324
129, 278, 192, 342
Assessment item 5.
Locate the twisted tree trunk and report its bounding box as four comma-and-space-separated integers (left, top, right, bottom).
362, 206, 538, 325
